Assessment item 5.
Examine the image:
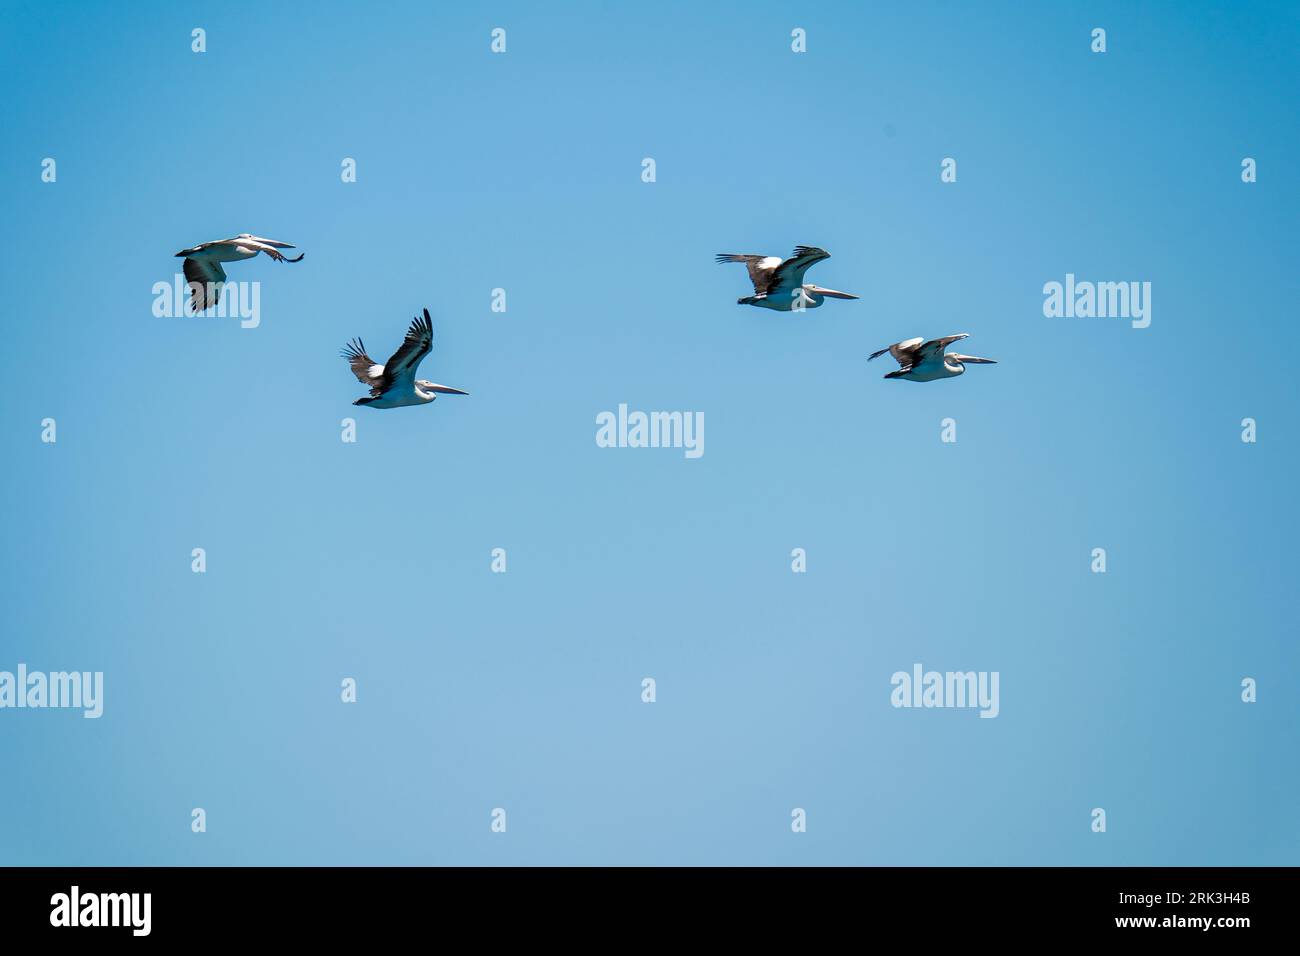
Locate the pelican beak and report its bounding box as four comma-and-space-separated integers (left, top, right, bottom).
428, 384, 469, 395
954, 355, 996, 364
250, 236, 296, 248
816, 288, 859, 300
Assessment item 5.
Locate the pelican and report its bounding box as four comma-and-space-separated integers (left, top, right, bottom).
868, 333, 997, 382
715, 245, 859, 311
341, 309, 469, 409
174, 233, 304, 311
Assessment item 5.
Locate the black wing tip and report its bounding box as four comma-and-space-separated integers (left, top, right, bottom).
405, 309, 433, 341
793, 245, 829, 258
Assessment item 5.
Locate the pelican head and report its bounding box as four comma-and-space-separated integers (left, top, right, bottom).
949, 353, 997, 371
240, 233, 297, 249
805, 284, 859, 300
417, 380, 469, 396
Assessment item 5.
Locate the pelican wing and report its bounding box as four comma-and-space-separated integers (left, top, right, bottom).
916, 334, 970, 362
341, 339, 384, 394
868, 337, 924, 368
176, 237, 242, 256
182, 257, 227, 311
240, 238, 305, 261
771, 246, 830, 290
238, 239, 282, 255
381, 309, 434, 388
715, 253, 784, 295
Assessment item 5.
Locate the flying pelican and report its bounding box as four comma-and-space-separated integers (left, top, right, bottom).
174, 233, 304, 311
341, 309, 469, 409
715, 245, 859, 311
868, 333, 997, 382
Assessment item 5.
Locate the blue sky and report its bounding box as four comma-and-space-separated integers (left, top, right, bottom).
1, 0, 1296, 865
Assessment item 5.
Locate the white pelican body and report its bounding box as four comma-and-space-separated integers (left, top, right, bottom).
174, 233, 304, 311
342, 309, 469, 409
716, 246, 859, 312
868, 333, 997, 383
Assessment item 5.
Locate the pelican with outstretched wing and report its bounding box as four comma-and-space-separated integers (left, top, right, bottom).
174, 233, 305, 311
342, 309, 469, 409
715, 245, 858, 311
868, 333, 997, 382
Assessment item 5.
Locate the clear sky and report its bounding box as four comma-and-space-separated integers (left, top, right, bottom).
1, 0, 1296, 865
